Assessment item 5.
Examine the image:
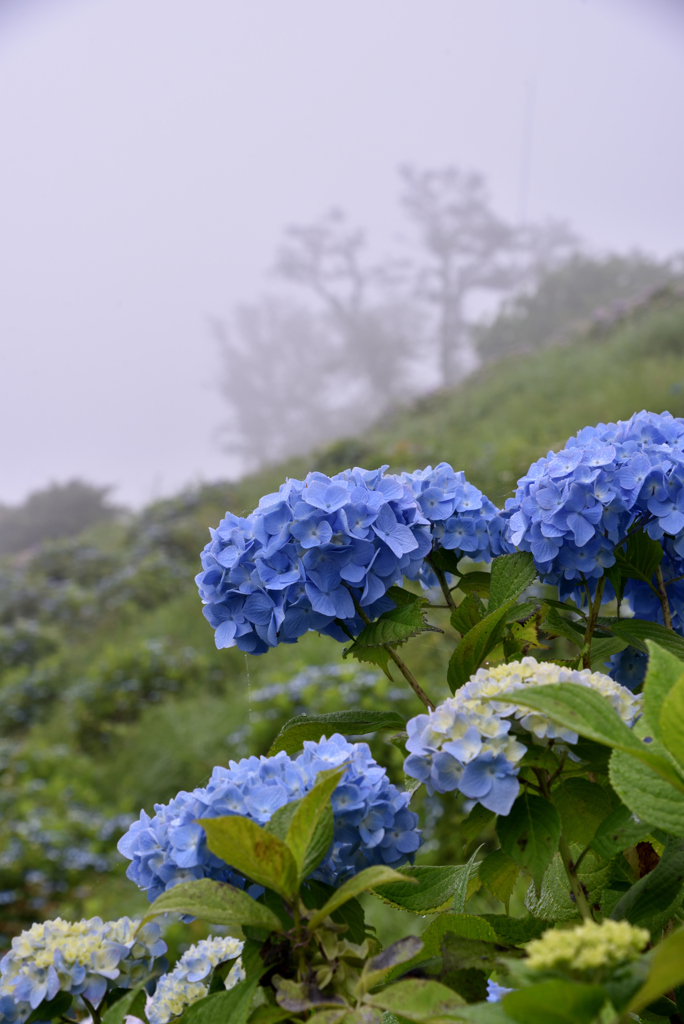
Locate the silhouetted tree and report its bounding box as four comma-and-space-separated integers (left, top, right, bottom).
0, 481, 119, 555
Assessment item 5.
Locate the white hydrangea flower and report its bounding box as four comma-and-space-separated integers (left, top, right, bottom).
147, 936, 244, 1024
525, 919, 649, 972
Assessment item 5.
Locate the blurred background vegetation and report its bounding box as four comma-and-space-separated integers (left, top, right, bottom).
1, 270, 683, 950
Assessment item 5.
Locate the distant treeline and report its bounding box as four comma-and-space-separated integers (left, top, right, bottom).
0, 481, 119, 555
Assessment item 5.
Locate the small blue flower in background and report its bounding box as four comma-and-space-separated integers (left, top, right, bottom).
118, 734, 421, 901
505, 411, 684, 588
487, 979, 515, 1002
605, 647, 648, 692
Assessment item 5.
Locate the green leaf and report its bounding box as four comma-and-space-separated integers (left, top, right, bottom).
387, 585, 428, 606
430, 548, 464, 577
201, 816, 299, 902
457, 572, 492, 598
358, 936, 425, 996
478, 915, 549, 945
142, 878, 284, 931
497, 794, 561, 894
28, 994, 73, 1024
366, 978, 465, 1021
542, 607, 584, 648
248, 1009, 294, 1024
452, 847, 483, 914
588, 635, 628, 668
551, 778, 613, 847
490, 682, 684, 794
346, 603, 442, 651
439, 932, 507, 973
461, 804, 495, 846
268, 710, 407, 756
505, 601, 542, 624
307, 865, 414, 931
525, 848, 610, 923
502, 981, 606, 1024
660, 675, 684, 771
447, 601, 516, 693
371, 865, 476, 915
590, 804, 654, 860
611, 837, 684, 927
643, 641, 684, 744
488, 553, 537, 613
274, 978, 345, 1013
611, 618, 684, 661
610, 748, 684, 837
615, 530, 663, 585
285, 767, 343, 881
384, 915, 499, 984
181, 980, 260, 1024
478, 849, 520, 909
345, 643, 394, 679
627, 928, 684, 1015
451, 594, 486, 635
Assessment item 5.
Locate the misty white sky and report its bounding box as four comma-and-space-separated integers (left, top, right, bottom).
1, 0, 683, 508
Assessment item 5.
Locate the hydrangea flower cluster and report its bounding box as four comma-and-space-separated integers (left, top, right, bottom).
147, 937, 244, 1024
524, 919, 650, 972
399, 463, 513, 588
404, 658, 642, 815
196, 463, 509, 654
0, 917, 166, 1022
118, 734, 421, 900
196, 467, 433, 655
506, 410, 684, 586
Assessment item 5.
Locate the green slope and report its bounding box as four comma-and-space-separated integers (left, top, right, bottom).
0, 287, 682, 936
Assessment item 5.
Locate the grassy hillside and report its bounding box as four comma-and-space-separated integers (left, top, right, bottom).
1, 287, 683, 941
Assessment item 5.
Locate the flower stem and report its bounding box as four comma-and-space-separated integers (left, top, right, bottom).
352, 597, 435, 710
582, 576, 605, 669
655, 565, 673, 630
81, 998, 101, 1024
430, 559, 457, 612
558, 834, 593, 921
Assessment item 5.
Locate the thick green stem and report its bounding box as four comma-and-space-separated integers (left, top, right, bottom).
81, 998, 101, 1024
431, 560, 457, 612
582, 576, 605, 669
558, 834, 593, 921
353, 597, 435, 710
655, 565, 673, 630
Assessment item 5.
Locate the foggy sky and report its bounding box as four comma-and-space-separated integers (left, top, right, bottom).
1, 0, 683, 507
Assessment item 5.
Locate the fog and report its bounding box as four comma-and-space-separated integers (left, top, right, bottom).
1, 0, 683, 507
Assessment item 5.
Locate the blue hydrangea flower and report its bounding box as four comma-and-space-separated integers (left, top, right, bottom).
505, 411, 684, 586
604, 647, 648, 691
118, 734, 421, 901
0, 918, 166, 1017
196, 466, 433, 654
148, 937, 244, 1024
400, 464, 513, 589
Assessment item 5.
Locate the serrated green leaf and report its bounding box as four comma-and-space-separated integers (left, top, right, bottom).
386, 585, 428, 606
201, 817, 298, 902
286, 767, 343, 881
142, 878, 284, 931
347, 603, 442, 650
385, 915, 499, 984
268, 710, 406, 756
370, 865, 475, 915
452, 846, 482, 913
588, 635, 628, 667
461, 804, 495, 846
345, 643, 394, 679
366, 978, 465, 1022
611, 836, 684, 927
307, 866, 414, 931
551, 778, 613, 847
478, 849, 520, 909
505, 601, 542, 624
542, 607, 584, 648
524, 848, 610, 923
490, 683, 684, 794
488, 553, 537, 613
497, 794, 561, 894
660, 675, 684, 771
611, 618, 684, 660
431, 548, 464, 577
610, 748, 684, 837
502, 980, 606, 1024
590, 804, 654, 860
451, 593, 486, 635
447, 600, 516, 693
627, 928, 684, 1015
643, 641, 684, 745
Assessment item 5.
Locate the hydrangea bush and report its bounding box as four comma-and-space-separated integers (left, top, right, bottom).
6, 410, 684, 1024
